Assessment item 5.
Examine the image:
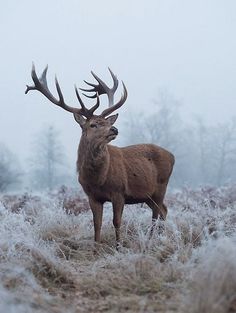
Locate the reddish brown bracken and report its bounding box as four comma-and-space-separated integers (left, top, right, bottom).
26, 64, 175, 247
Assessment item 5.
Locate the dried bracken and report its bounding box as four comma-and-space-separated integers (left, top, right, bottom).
0, 186, 235, 312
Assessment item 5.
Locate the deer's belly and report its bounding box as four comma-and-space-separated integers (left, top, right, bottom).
81, 174, 156, 204
82, 184, 112, 203
124, 196, 148, 204
125, 177, 156, 200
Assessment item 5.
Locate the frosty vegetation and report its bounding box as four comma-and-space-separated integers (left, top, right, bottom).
0, 89, 235, 312
0, 186, 235, 312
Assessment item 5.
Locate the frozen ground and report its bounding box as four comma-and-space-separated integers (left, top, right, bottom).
0, 186, 235, 313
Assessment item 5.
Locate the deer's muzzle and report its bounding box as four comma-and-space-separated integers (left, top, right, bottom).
110, 126, 118, 135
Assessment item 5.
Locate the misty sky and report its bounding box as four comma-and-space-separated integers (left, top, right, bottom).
1, 0, 236, 167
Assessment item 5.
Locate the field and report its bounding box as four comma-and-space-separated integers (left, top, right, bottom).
0, 186, 235, 313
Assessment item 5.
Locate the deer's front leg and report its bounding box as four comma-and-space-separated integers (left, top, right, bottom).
112, 195, 125, 248
89, 198, 103, 243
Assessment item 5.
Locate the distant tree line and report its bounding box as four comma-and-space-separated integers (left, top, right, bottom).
1, 96, 235, 192
29, 125, 70, 191
123, 89, 236, 187
0, 126, 74, 193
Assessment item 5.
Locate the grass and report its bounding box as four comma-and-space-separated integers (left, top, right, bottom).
0, 185, 235, 312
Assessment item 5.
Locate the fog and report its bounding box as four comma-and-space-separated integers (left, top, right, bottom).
1, 0, 236, 186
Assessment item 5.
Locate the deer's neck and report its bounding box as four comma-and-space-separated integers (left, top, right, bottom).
77, 136, 110, 186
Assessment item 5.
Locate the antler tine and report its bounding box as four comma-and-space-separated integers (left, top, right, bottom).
79, 76, 107, 98
83, 80, 97, 88
79, 80, 98, 96
80, 68, 119, 107
82, 92, 97, 99
90, 93, 100, 115
101, 82, 128, 117
25, 63, 46, 94
108, 67, 119, 93
74, 85, 87, 110
75, 86, 100, 118
25, 63, 83, 115
26, 64, 125, 119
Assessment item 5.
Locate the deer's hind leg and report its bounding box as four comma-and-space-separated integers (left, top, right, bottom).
146, 184, 168, 235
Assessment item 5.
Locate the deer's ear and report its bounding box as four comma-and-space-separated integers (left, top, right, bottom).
73, 113, 86, 128
106, 114, 118, 125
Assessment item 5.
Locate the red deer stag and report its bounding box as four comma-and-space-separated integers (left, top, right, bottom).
25, 64, 175, 247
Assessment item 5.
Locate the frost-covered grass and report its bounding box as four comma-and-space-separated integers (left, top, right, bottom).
0, 186, 235, 313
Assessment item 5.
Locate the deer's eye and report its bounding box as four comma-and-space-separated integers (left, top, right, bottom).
90, 124, 97, 128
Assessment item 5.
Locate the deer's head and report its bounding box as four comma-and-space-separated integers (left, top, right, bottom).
76, 114, 119, 144
25, 65, 127, 144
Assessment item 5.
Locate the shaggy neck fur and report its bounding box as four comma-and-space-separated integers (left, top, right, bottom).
77, 135, 110, 186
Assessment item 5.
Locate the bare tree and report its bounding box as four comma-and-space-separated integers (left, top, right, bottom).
0, 143, 21, 192
123, 89, 187, 186
195, 118, 236, 186
123, 89, 183, 151
29, 125, 68, 190
195, 118, 215, 185
146, 90, 182, 150
123, 90, 236, 187
214, 119, 236, 186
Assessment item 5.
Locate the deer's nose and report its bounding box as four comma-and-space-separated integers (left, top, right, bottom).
110, 126, 118, 135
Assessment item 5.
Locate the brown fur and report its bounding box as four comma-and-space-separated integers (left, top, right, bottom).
76, 116, 175, 245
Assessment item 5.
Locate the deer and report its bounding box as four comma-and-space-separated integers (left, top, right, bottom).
25, 64, 175, 247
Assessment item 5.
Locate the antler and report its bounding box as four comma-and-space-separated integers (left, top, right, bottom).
80, 68, 128, 117
25, 63, 100, 119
